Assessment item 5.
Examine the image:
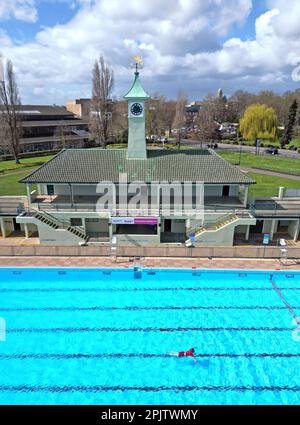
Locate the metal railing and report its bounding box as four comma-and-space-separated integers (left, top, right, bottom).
186, 210, 253, 236
21, 208, 86, 237
249, 201, 300, 217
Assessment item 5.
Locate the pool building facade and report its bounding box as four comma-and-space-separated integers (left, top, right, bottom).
1, 70, 300, 246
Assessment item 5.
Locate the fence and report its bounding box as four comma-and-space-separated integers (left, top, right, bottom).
0, 245, 299, 259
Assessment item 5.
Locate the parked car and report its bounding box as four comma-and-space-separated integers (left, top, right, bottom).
265, 147, 279, 155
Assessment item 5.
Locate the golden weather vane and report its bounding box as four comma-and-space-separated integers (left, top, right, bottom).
132, 55, 143, 73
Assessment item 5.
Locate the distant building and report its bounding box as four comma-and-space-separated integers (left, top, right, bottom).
66, 99, 92, 118
0, 105, 90, 158
185, 101, 209, 126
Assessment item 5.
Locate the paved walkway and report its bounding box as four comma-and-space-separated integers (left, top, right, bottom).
238, 166, 300, 181
0, 256, 299, 270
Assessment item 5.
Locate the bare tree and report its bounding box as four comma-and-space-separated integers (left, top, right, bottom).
194, 110, 220, 147
158, 98, 176, 137
0, 56, 22, 163
173, 90, 187, 149
89, 55, 114, 148
54, 124, 69, 150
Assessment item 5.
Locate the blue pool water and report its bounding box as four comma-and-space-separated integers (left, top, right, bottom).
0, 267, 300, 405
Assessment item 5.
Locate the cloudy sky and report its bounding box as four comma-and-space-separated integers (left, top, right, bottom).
0, 0, 300, 104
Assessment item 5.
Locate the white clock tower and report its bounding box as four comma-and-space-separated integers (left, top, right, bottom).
124, 66, 150, 159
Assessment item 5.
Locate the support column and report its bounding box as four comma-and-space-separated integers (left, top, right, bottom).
156, 184, 160, 216
270, 219, 277, 241
0, 218, 6, 239
109, 221, 113, 239
24, 223, 29, 239
26, 183, 32, 207
245, 225, 250, 241
243, 185, 249, 207
157, 217, 161, 243
69, 184, 74, 207
294, 219, 300, 242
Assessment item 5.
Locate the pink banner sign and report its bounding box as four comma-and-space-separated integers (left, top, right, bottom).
134, 218, 158, 225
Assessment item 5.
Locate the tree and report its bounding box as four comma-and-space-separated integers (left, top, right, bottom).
111, 99, 128, 144
281, 99, 298, 149
172, 91, 187, 149
54, 124, 69, 150
0, 57, 22, 164
159, 99, 176, 136
89, 55, 114, 148
146, 95, 161, 138
194, 110, 220, 147
240, 104, 278, 146
145, 94, 176, 139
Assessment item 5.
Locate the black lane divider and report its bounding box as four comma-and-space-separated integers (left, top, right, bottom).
0, 385, 299, 393
7, 326, 294, 333
1, 287, 300, 293
0, 353, 300, 360
1, 305, 298, 312
270, 276, 299, 321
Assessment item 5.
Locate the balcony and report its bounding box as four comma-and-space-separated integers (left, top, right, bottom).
31, 194, 245, 216
250, 200, 300, 218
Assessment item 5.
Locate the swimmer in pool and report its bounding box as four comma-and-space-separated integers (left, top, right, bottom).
169, 348, 199, 363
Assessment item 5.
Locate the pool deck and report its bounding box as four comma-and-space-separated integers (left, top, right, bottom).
0, 256, 299, 270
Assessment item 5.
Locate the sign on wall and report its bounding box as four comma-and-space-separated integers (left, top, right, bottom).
111, 217, 158, 225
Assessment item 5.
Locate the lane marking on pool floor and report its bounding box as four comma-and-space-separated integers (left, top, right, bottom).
270, 275, 299, 321
0, 385, 299, 393
6, 326, 296, 333
1, 287, 299, 293
0, 353, 300, 359
1, 305, 299, 312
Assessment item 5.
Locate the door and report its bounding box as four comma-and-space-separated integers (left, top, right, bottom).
47, 185, 54, 195
250, 220, 263, 234
164, 219, 172, 233
13, 218, 21, 232
222, 185, 230, 197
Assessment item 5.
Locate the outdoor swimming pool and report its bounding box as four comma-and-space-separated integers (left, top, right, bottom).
0, 267, 299, 405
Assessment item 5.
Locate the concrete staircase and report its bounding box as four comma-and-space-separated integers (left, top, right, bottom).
18, 209, 89, 244
185, 212, 253, 246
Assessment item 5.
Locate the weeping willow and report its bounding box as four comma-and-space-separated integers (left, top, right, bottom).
240, 104, 278, 143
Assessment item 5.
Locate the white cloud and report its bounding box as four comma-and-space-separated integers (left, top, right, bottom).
0, 0, 38, 22
1, 0, 300, 103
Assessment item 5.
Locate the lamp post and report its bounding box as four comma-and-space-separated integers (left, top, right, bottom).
237, 125, 242, 166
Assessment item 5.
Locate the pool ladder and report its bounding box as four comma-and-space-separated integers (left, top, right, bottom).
133, 256, 143, 279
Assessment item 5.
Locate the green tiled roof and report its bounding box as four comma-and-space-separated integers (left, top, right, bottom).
123, 72, 150, 99
20, 149, 255, 184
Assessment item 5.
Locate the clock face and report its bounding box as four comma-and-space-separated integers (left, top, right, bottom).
130, 102, 143, 116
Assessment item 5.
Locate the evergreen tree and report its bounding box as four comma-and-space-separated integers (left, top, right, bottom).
281, 99, 298, 148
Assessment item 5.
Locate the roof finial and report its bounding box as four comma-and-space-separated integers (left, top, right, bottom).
132, 55, 143, 74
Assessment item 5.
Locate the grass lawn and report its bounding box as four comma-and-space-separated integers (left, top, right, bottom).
1, 151, 300, 198
221, 138, 300, 150
219, 152, 300, 176
1, 169, 300, 200
249, 172, 300, 198
0, 171, 36, 196
0, 155, 54, 174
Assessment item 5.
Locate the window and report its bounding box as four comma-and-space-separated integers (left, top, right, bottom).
70, 218, 82, 227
